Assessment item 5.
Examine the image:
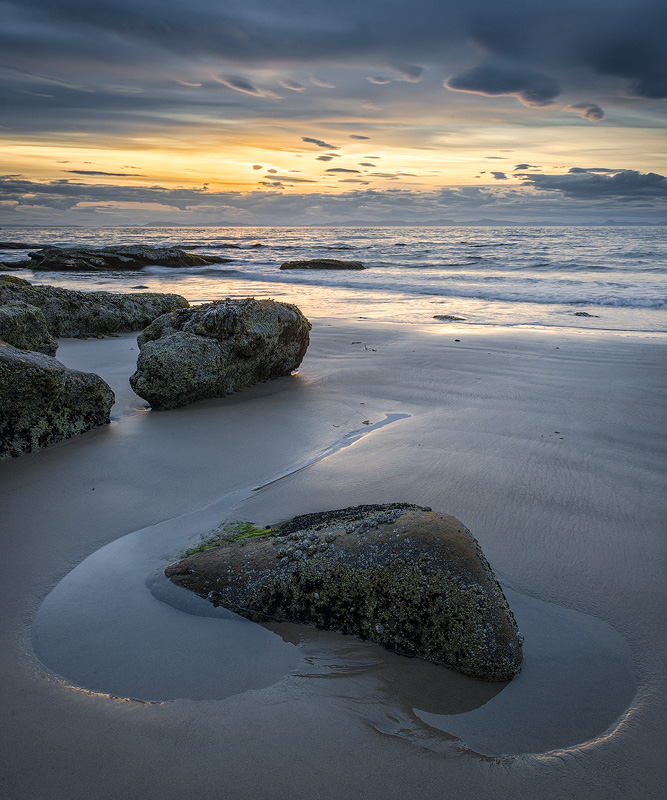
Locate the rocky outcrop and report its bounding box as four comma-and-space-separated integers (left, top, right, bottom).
24, 245, 224, 271
0, 342, 114, 459
0, 241, 36, 249
280, 259, 365, 270
0, 275, 189, 338
129, 298, 311, 409
0, 301, 58, 355
166, 504, 524, 681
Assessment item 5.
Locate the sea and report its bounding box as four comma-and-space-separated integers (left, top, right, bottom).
2, 225, 666, 332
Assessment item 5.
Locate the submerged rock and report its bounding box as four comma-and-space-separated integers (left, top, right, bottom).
130, 298, 311, 409
0, 275, 188, 338
23, 245, 225, 271
0, 342, 114, 459
166, 504, 523, 681
280, 259, 365, 270
0, 301, 58, 355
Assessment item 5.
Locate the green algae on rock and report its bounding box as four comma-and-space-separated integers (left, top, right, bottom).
279, 259, 365, 270
130, 297, 311, 410
0, 301, 58, 356
0, 342, 114, 459
0, 275, 188, 338
165, 504, 523, 681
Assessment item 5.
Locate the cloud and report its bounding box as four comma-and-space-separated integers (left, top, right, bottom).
368, 64, 424, 85
519, 169, 667, 199
252, 164, 263, 170
65, 170, 143, 176
302, 137, 338, 149
568, 167, 616, 174
325, 168, 361, 173
258, 174, 317, 182
316, 155, 335, 161
310, 78, 335, 88
491, 172, 508, 180
445, 64, 561, 107
568, 102, 604, 121
213, 76, 280, 99
392, 63, 424, 83
2, 172, 665, 227
350, 135, 370, 140
280, 80, 305, 92
513, 164, 539, 170
2, 0, 665, 120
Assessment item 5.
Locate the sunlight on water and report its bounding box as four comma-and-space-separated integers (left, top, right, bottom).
2, 225, 665, 331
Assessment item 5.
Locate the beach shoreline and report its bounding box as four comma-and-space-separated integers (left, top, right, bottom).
1, 317, 666, 798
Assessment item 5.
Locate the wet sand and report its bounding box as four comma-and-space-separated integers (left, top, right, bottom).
1, 318, 666, 798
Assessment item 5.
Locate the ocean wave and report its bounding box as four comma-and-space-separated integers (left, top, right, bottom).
231, 271, 666, 309
141, 265, 243, 276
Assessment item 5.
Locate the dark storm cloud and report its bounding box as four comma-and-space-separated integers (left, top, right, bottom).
302, 137, 338, 149
445, 64, 561, 107
519, 169, 667, 199
1, 0, 664, 120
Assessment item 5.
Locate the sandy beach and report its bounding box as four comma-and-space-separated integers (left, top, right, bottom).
1, 317, 666, 799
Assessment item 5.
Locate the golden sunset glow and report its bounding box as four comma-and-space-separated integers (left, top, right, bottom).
1, 0, 665, 224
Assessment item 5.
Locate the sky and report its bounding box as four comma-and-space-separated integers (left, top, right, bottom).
1, 0, 666, 226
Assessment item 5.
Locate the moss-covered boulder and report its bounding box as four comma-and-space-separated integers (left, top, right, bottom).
129, 298, 311, 410
0, 275, 188, 338
166, 504, 523, 681
25, 245, 223, 271
280, 259, 365, 270
0, 301, 58, 355
0, 342, 115, 459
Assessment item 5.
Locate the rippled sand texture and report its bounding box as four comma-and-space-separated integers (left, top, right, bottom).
1, 319, 666, 799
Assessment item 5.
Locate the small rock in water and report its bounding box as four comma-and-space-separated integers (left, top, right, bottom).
279, 259, 365, 270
